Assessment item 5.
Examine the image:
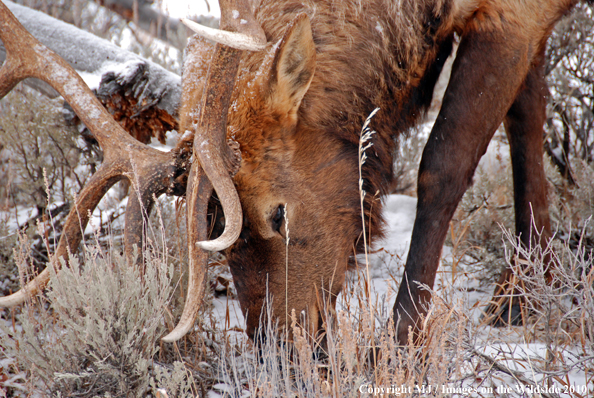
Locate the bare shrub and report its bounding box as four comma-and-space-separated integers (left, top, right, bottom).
208, 294, 453, 396
0, 84, 97, 296
0, 85, 92, 212
545, 2, 594, 175
0, 223, 19, 299
206, 266, 594, 397
0, 195, 230, 397
503, 223, 594, 379
206, 266, 515, 398
391, 126, 428, 195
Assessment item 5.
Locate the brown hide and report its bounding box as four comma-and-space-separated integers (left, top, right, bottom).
181, 0, 580, 343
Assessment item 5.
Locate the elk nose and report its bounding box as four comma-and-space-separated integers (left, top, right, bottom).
245, 306, 270, 343
246, 323, 258, 342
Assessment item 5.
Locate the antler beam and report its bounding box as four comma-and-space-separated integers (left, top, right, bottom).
161, 0, 266, 342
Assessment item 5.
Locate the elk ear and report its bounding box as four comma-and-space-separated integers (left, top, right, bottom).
261, 13, 316, 121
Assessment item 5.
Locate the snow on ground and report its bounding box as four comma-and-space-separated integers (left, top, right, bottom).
2, 189, 591, 395
479, 343, 593, 394
149, 129, 184, 152
0, 206, 37, 235
2, 184, 591, 395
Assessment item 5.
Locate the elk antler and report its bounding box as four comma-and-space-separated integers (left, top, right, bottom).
0, 1, 183, 306
161, 0, 266, 342
182, 0, 266, 52
181, 19, 266, 52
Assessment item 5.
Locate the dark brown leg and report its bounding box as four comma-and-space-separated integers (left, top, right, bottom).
484, 50, 552, 326
393, 28, 533, 345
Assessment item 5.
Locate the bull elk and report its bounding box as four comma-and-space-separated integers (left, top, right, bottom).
0, 0, 589, 347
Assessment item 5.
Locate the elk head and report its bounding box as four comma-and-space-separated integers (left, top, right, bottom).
184, 8, 366, 341
225, 15, 360, 340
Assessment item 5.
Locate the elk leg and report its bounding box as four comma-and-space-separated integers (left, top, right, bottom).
483, 51, 552, 326
392, 28, 533, 345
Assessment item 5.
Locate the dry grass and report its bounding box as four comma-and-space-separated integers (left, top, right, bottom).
203, 225, 593, 398
2, 98, 593, 398
1, 192, 593, 397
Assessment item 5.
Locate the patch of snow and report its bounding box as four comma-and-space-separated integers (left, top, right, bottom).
551, 145, 564, 159
118, 25, 134, 51
75, 70, 103, 92
1, 206, 37, 234
477, 129, 510, 175
76, 60, 143, 91
149, 130, 181, 152
372, 194, 417, 259
0, 357, 27, 393
211, 295, 245, 334
478, 343, 593, 396
85, 189, 128, 236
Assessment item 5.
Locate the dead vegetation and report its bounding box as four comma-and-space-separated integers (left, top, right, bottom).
2, 220, 592, 396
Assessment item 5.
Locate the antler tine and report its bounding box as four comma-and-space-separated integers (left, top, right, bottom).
193, 0, 266, 252
181, 0, 266, 52
162, 0, 266, 342
181, 18, 266, 52
0, 2, 179, 307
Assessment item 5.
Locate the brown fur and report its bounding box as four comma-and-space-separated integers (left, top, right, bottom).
181, 0, 581, 342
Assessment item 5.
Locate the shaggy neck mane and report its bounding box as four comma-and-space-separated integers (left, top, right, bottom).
236, 0, 461, 255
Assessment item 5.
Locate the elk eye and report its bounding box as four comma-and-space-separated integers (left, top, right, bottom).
271, 204, 285, 234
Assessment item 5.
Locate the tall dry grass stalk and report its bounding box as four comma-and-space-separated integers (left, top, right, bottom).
358, 107, 380, 370
284, 203, 290, 332
208, 269, 485, 397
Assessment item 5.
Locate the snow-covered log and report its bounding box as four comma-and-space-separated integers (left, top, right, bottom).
1, 0, 182, 144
